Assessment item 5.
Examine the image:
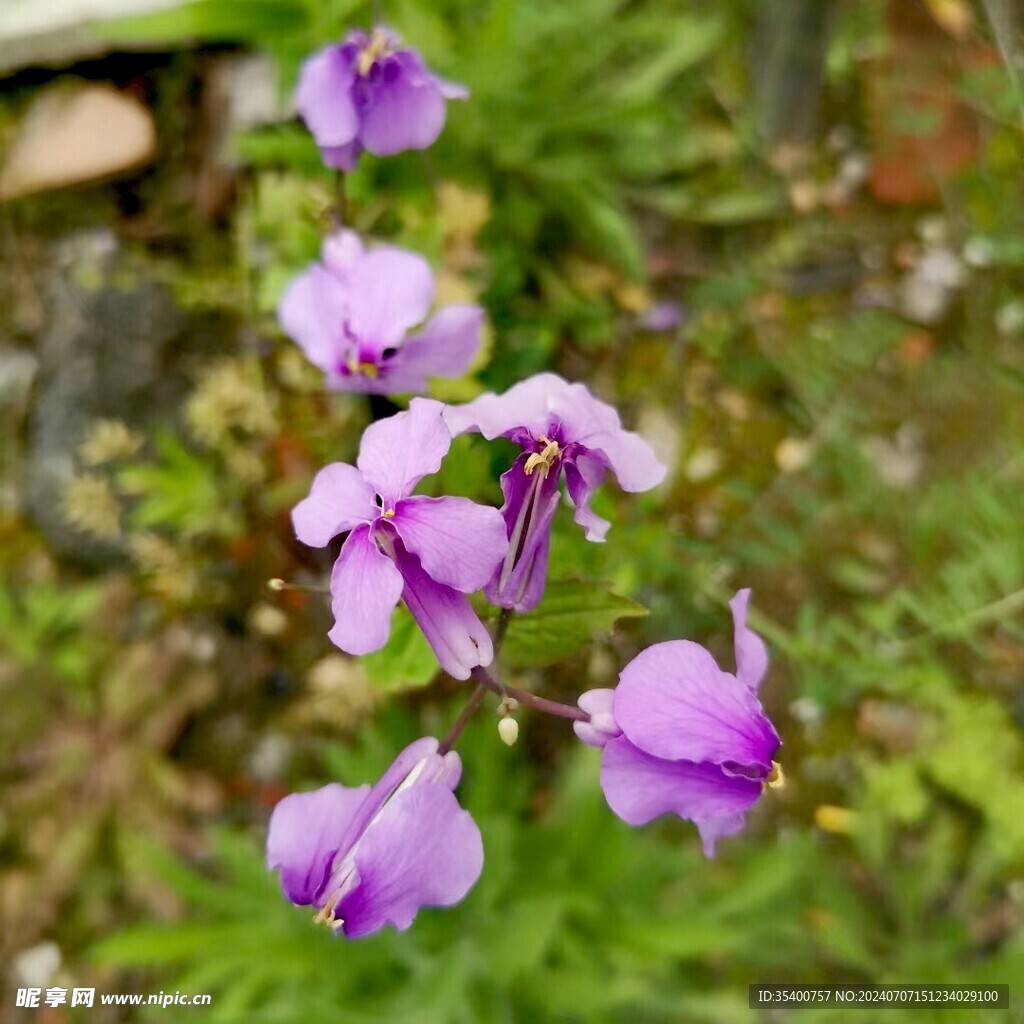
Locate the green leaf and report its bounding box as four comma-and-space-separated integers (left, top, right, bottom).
234, 126, 323, 174
118, 431, 243, 539
688, 187, 785, 224
96, 0, 306, 45
501, 579, 647, 667
611, 16, 726, 104
362, 605, 438, 691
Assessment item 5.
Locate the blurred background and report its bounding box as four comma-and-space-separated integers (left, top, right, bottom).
2, 0, 1023, 1021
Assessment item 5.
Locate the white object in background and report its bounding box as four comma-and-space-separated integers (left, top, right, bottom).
0, 0, 184, 76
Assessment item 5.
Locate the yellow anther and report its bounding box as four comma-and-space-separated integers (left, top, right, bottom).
382, 508, 396, 518
357, 29, 391, 76
523, 436, 560, 477
767, 760, 784, 788
346, 356, 379, 379
312, 890, 343, 927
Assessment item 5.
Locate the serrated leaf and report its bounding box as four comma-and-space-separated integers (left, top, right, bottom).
501, 579, 647, 667
362, 605, 438, 691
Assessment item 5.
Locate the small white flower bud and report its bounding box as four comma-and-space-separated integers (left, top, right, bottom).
498, 716, 519, 747
267, 578, 286, 592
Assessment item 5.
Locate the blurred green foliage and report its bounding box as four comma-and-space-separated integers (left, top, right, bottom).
94, 713, 1022, 1024
1, 0, 1022, 1019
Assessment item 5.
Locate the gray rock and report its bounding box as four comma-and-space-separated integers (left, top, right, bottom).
0, 345, 39, 520
24, 230, 218, 564
0, 346, 38, 408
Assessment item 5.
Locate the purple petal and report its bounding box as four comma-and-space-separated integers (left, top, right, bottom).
555, 388, 665, 493
444, 373, 666, 494
292, 462, 377, 548
486, 517, 552, 613
338, 781, 483, 938
359, 60, 447, 156
394, 495, 508, 592
278, 264, 348, 374
330, 737, 442, 861
322, 229, 364, 281
345, 248, 435, 355
398, 305, 484, 379
327, 526, 403, 655
730, 588, 769, 692
368, 305, 485, 394
356, 398, 451, 506
266, 782, 370, 905
486, 454, 560, 613
642, 301, 685, 331
296, 46, 359, 147
363, 363, 431, 396
573, 688, 621, 748
564, 454, 610, 541
389, 48, 436, 86
614, 640, 780, 772
321, 140, 362, 171
438, 79, 469, 100
443, 372, 567, 440
395, 543, 493, 679
581, 425, 667, 493
326, 369, 393, 396
600, 736, 762, 856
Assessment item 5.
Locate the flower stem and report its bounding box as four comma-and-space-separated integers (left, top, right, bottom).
471, 666, 589, 722
438, 609, 589, 754
493, 607, 513, 657
438, 608, 516, 755
333, 170, 347, 224
438, 682, 488, 755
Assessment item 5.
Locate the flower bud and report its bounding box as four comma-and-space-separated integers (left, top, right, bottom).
498, 716, 519, 746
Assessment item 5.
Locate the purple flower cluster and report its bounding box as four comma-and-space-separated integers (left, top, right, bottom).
266, 24, 783, 941
297, 28, 467, 170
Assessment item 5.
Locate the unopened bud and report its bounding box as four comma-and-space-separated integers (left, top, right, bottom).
498, 716, 519, 746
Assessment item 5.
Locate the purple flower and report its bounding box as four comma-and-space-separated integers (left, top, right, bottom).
641, 300, 685, 332
575, 590, 781, 856
292, 398, 508, 679
267, 737, 483, 938
279, 229, 484, 395
444, 374, 666, 612
296, 27, 468, 171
